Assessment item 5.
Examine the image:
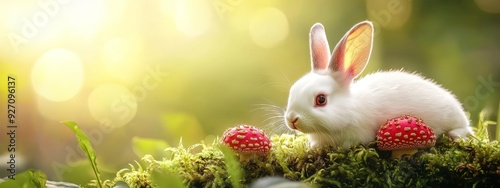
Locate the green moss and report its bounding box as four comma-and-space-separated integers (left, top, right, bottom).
107, 133, 500, 188
108, 161, 153, 188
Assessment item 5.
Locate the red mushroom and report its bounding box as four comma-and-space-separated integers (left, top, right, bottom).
221, 125, 271, 161
376, 115, 436, 159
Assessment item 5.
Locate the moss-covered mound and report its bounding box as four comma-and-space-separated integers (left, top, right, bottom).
109, 134, 500, 188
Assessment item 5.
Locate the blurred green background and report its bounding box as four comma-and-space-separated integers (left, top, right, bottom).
0, 0, 499, 184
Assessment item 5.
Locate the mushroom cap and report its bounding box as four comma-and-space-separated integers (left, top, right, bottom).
376, 115, 436, 151
221, 125, 271, 154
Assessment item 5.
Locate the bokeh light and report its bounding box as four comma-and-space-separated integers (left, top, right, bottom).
31, 48, 84, 102
101, 37, 143, 83
249, 7, 289, 48
173, 0, 213, 37
475, 0, 500, 14
88, 83, 137, 128
63, 0, 105, 36
1, 3, 25, 35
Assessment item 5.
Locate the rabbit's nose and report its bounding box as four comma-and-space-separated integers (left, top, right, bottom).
289, 117, 299, 130
285, 112, 299, 130
285, 112, 297, 121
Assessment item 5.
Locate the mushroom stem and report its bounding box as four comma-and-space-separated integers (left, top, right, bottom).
391, 148, 418, 159
239, 154, 253, 162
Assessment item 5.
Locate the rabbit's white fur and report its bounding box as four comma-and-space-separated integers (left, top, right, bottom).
284, 21, 473, 148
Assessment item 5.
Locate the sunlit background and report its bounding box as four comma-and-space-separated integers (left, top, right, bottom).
0, 0, 499, 184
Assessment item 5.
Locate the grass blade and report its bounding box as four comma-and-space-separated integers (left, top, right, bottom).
220, 146, 243, 188
62, 121, 102, 188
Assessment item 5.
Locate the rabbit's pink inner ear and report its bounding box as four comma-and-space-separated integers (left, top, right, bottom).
330, 39, 346, 72
310, 23, 331, 71
329, 21, 373, 80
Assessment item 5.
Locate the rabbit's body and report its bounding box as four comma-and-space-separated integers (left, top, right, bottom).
285, 21, 473, 148
304, 71, 471, 147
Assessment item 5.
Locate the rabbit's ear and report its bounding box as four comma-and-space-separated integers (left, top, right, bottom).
329, 21, 373, 85
310, 23, 331, 71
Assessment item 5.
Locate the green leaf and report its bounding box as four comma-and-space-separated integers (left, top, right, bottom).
62, 121, 102, 188
132, 137, 170, 159
220, 146, 243, 188
0, 169, 47, 188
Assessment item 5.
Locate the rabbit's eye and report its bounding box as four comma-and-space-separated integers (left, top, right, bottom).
315, 94, 327, 107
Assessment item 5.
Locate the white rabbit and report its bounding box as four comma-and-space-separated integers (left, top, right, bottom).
284, 21, 473, 148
